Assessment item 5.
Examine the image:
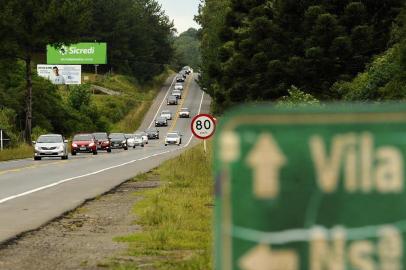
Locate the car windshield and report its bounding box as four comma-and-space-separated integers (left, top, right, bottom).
169, 96, 176, 100
162, 111, 170, 114
37, 135, 63, 143
110, 134, 125, 140
146, 130, 156, 133
125, 134, 134, 138
73, 134, 92, 141
134, 135, 142, 139
93, 133, 108, 140
167, 134, 178, 138
181, 108, 189, 111
157, 117, 165, 121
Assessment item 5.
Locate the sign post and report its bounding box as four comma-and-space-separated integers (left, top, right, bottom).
214, 104, 406, 270
191, 114, 216, 153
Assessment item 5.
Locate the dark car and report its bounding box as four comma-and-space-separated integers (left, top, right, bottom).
93, 132, 111, 153
71, 134, 98, 156
146, 128, 160, 139
167, 95, 178, 105
155, 117, 168, 127
176, 76, 185, 83
109, 133, 128, 150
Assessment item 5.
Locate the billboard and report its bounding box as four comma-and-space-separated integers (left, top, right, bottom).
47, 43, 107, 64
37, 65, 81, 85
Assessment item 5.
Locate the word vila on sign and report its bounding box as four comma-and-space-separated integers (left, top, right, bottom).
246, 132, 404, 199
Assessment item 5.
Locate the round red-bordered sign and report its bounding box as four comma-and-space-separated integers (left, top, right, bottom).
191, 114, 216, 140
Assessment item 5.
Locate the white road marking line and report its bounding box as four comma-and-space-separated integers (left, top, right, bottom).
0, 86, 206, 205
185, 91, 205, 147
147, 76, 177, 129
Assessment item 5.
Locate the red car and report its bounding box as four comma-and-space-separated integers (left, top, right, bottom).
93, 132, 112, 153
71, 133, 98, 155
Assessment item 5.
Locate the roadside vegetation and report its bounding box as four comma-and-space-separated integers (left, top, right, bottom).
113, 142, 213, 270
197, 0, 406, 112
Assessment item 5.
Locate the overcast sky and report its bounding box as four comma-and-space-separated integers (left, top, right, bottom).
156, 0, 201, 34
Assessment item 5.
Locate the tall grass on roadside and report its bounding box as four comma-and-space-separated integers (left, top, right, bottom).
0, 144, 32, 161
113, 142, 213, 270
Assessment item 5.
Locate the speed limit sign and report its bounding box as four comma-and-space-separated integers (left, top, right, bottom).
191, 114, 216, 139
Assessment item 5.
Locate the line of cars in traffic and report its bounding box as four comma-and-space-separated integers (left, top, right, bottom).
32, 66, 193, 160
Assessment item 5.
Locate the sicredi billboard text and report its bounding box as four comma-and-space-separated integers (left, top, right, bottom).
47, 43, 107, 64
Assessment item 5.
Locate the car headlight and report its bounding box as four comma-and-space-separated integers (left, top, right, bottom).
72, 143, 78, 147
89, 142, 95, 147
122, 140, 126, 144
35, 146, 40, 151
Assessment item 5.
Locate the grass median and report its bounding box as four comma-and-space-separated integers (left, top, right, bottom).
113, 142, 213, 270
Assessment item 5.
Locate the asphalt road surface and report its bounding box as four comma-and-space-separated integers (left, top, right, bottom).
0, 73, 210, 244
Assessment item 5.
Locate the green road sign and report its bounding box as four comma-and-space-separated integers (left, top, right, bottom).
214, 104, 406, 270
47, 43, 107, 64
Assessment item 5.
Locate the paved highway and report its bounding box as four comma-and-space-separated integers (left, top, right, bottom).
0, 73, 210, 244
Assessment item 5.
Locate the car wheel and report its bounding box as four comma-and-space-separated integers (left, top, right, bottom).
124, 147, 128, 150
107, 148, 112, 153
34, 156, 41, 161
93, 150, 98, 155
62, 155, 68, 160
133, 145, 136, 149
165, 144, 167, 146
141, 144, 144, 147
71, 151, 77, 156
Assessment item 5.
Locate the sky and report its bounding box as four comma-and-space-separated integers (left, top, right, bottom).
156, 0, 201, 34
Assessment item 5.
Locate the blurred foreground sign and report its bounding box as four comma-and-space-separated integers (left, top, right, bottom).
214, 104, 406, 270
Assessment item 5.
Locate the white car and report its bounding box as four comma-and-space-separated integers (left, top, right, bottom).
33, 134, 68, 160
179, 108, 190, 118
165, 132, 182, 146
172, 89, 182, 99
133, 135, 144, 147
174, 83, 183, 90
161, 110, 172, 120
125, 134, 136, 148
135, 132, 148, 144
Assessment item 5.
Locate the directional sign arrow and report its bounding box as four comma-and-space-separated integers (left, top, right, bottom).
246, 133, 287, 199
239, 244, 298, 270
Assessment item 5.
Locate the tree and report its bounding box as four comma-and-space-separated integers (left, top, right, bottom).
173, 28, 201, 70
0, 0, 91, 143
197, 0, 405, 111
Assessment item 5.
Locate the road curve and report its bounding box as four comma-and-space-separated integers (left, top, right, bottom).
0, 73, 211, 244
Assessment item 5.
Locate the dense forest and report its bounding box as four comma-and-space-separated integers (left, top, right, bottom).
197, 0, 406, 112
172, 28, 202, 70
0, 0, 188, 143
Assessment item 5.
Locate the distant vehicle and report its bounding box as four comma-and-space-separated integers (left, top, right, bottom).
172, 90, 182, 99
161, 110, 172, 120
155, 117, 168, 127
179, 108, 190, 118
165, 132, 182, 146
176, 76, 185, 83
33, 134, 68, 160
71, 133, 98, 156
93, 132, 111, 153
124, 134, 136, 148
133, 134, 144, 147
174, 83, 183, 90
109, 133, 128, 150
145, 128, 159, 139
167, 95, 178, 105
135, 132, 149, 144
182, 66, 192, 75
181, 72, 187, 79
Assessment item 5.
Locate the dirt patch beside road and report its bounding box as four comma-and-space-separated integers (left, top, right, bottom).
0, 178, 159, 270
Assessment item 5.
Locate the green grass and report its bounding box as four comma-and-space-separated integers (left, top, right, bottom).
0, 144, 33, 161
112, 142, 213, 270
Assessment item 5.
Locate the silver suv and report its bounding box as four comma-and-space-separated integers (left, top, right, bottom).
33, 134, 68, 160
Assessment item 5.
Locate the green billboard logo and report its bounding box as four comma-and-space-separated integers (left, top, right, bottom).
47, 43, 107, 64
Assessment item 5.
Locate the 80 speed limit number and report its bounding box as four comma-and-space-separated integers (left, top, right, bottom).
191, 114, 216, 140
